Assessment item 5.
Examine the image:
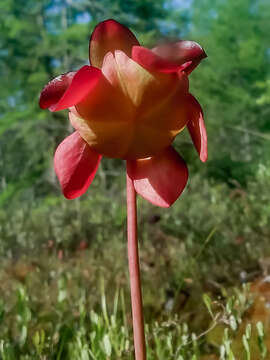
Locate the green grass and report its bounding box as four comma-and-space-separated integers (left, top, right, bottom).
1, 165, 270, 359
0, 263, 268, 360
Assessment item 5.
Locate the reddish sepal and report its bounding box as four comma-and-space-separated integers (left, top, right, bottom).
187, 94, 208, 162
40, 66, 102, 112
127, 147, 188, 207
54, 131, 102, 199
132, 46, 181, 73
39, 71, 75, 110
152, 41, 207, 74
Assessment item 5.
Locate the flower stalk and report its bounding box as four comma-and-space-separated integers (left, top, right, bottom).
126, 165, 146, 360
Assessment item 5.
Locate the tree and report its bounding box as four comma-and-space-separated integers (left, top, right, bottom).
182, 0, 270, 184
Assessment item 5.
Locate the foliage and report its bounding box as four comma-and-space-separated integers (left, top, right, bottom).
0, 270, 267, 359
1, 0, 270, 357
187, 0, 270, 183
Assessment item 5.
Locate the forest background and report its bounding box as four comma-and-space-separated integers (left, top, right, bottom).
0, 0, 270, 358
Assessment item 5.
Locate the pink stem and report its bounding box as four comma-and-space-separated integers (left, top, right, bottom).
126, 166, 146, 360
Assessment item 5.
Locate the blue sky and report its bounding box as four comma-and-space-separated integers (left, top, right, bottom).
171, 0, 192, 9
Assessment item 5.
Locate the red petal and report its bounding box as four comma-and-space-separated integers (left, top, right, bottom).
132, 46, 181, 73
39, 71, 75, 109
54, 131, 101, 199
152, 41, 207, 74
187, 94, 208, 162
89, 19, 139, 68
127, 147, 188, 208
40, 66, 102, 112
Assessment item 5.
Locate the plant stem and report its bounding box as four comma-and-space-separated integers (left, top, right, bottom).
126, 167, 146, 360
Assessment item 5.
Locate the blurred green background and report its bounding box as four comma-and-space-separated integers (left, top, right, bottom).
1, 0, 270, 358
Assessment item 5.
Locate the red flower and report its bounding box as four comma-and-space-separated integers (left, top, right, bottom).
39, 19, 207, 207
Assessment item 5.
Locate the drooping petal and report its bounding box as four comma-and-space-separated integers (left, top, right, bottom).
187, 94, 208, 162
127, 146, 188, 207
39, 71, 75, 109
54, 131, 101, 199
152, 41, 207, 74
89, 19, 139, 68
132, 46, 192, 73
40, 66, 103, 112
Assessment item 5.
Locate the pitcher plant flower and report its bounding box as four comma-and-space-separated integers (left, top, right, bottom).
39, 19, 207, 360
